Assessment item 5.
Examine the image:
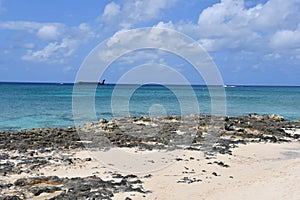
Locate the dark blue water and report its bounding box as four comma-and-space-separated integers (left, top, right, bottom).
0, 82, 299, 131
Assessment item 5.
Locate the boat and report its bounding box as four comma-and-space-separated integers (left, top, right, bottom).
77, 79, 105, 85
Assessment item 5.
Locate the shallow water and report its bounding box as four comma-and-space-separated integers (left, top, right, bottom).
0, 83, 299, 131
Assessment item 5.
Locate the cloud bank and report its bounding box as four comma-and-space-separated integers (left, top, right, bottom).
0, 0, 299, 75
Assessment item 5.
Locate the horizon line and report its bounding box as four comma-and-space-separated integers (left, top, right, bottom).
0, 81, 300, 87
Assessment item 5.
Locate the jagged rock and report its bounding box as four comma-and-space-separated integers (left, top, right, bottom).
29, 186, 61, 196
267, 114, 284, 121
225, 123, 235, 131
2, 195, 21, 200
99, 118, 108, 123
14, 176, 62, 186
249, 113, 264, 120
0, 114, 298, 153
139, 116, 151, 121
3, 175, 147, 200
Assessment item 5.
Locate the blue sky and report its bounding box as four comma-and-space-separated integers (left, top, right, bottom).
0, 0, 299, 85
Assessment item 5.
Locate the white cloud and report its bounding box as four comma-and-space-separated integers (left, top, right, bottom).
197, 0, 249, 37
78, 27, 223, 86
103, 2, 120, 19
270, 27, 300, 49
78, 23, 89, 31
22, 38, 79, 63
2, 0, 299, 66
77, 23, 96, 39
132, 0, 176, 21
36, 25, 60, 40
0, 20, 97, 63
101, 0, 178, 28
198, 38, 217, 52
0, 21, 42, 32
116, 49, 167, 65
158, 0, 300, 54
251, 0, 299, 31
197, 0, 299, 35
155, 21, 175, 29
100, 28, 206, 63
263, 52, 281, 60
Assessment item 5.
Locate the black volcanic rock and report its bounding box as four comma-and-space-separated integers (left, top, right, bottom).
0, 114, 299, 153
1, 175, 148, 200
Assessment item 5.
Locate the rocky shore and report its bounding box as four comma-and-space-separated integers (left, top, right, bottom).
0, 114, 299, 199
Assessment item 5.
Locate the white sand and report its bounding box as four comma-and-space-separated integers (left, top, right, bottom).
35, 142, 300, 200
3, 142, 299, 199
112, 142, 300, 199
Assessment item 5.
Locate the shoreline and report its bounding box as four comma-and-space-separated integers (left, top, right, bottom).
2, 112, 300, 133
0, 114, 299, 199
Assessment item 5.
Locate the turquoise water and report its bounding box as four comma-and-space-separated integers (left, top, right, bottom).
0, 82, 299, 131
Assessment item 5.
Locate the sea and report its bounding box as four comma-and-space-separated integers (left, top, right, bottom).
0, 82, 299, 131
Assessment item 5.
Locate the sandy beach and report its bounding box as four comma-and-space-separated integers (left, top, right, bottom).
130, 142, 300, 200
0, 114, 299, 199
1, 142, 299, 200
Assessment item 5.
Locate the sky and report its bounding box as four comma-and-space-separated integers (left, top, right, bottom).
0, 0, 299, 85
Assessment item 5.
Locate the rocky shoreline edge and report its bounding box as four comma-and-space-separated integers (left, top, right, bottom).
0, 113, 299, 199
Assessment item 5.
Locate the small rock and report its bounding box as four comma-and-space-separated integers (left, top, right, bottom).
140, 116, 151, 122
85, 158, 92, 161
212, 172, 218, 176
225, 123, 235, 131
144, 174, 152, 178
267, 114, 284, 121
99, 118, 108, 123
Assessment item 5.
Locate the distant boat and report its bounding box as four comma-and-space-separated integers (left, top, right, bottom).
99, 79, 105, 85
77, 79, 105, 85
224, 85, 236, 88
